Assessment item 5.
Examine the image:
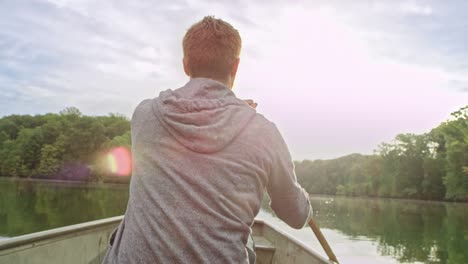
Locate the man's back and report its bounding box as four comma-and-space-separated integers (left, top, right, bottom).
103, 78, 311, 263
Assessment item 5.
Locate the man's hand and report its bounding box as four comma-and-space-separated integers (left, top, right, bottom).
243, 99, 258, 109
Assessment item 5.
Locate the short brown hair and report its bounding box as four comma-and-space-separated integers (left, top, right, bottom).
183, 16, 242, 80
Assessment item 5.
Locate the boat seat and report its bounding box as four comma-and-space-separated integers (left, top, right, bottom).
253, 235, 275, 264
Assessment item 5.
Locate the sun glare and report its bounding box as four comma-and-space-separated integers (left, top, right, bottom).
106, 147, 132, 176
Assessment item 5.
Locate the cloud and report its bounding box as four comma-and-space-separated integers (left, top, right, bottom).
370, 1, 433, 16
20, 85, 56, 98
233, 3, 468, 159
448, 80, 468, 93
400, 2, 433, 16
1, 0, 467, 159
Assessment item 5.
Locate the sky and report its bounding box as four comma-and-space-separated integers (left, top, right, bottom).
1, 0, 467, 160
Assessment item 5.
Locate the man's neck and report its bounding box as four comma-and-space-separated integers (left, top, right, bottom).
191, 76, 232, 89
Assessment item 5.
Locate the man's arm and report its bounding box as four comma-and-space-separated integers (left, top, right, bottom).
266, 124, 312, 229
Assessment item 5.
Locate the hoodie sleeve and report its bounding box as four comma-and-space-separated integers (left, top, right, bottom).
265, 123, 312, 229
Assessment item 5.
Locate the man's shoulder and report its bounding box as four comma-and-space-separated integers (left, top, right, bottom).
132, 99, 154, 120
245, 112, 283, 143
135, 98, 153, 111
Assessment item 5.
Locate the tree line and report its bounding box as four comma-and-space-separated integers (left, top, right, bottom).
0, 105, 466, 200
0, 107, 131, 183
295, 106, 468, 201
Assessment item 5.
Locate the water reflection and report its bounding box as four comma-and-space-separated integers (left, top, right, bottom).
1, 180, 467, 263
0, 179, 128, 237
262, 195, 468, 264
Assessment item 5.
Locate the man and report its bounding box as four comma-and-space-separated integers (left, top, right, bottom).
103, 16, 311, 264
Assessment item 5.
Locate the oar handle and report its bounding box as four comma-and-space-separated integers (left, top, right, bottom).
308, 218, 339, 264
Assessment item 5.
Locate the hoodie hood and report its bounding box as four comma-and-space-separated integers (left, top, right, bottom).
153, 78, 256, 153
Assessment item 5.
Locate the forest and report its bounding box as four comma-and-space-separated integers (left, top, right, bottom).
0, 106, 466, 201
0, 107, 131, 183
296, 106, 468, 201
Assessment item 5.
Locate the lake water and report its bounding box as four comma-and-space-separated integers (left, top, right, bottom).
0, 179, 467, 263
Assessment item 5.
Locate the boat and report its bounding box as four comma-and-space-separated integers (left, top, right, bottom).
0, 216, 334, 264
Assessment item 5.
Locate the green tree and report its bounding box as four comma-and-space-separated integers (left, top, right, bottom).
0, 131, 8, 145
0, 118, 19, 139
0, 140, 22, 177
0, 107, 130, 181
105, 131, 131, 149
434, 107, 468, 200
59, 107, 82, 116
37, 144, 63, 177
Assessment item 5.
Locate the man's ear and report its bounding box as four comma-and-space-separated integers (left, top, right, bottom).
230, 58, 240, 80
183, 57, 190, 76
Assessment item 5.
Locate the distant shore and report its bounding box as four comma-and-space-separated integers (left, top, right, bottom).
2, 176, 466, 204
308, 193, 468, 204
0, 176, 129, 188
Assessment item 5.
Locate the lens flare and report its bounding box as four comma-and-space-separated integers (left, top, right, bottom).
106, 147, 132, 176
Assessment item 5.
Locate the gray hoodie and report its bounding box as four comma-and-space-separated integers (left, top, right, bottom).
103, 78, 311, 264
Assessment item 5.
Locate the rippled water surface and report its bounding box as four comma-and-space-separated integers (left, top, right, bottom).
1, 179, 467, 263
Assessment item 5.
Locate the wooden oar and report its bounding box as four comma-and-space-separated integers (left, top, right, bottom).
308, 218, 339, 263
